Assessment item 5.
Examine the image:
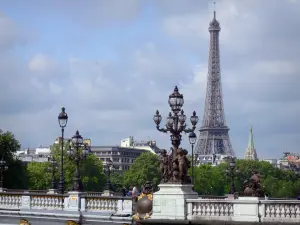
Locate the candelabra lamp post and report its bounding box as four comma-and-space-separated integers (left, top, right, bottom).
57, 107, 68, 194
102, 159, 114, 196
47, 156, 58, 193
151, 86, 199, 221
0, 159, 8, 191
226, 157, 239, 195
188, 131, 197, 186
67, 130, 89, 192
153, 86, 199, 184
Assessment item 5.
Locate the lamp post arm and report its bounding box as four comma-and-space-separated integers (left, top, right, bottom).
183, 126, 196, 133
156, 125, 168, 133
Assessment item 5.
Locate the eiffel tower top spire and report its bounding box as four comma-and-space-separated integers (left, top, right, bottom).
244, 125, 258, 160
209, 2, 220, 32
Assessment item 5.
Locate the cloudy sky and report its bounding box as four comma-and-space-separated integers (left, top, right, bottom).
0, 0, 299, 159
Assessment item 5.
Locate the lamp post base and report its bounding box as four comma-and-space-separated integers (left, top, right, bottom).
47, 189, 57, 194
72, 178, 83, 192
0, 187, 6, 193
102, 190, 114, 196
151, 183, 198, 220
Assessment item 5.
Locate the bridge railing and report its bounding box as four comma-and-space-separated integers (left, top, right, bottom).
186, 197, 300, 223
261, 200, 300, 223
81, 194, 132, 214
0, 190, 133, 215
0, 191, 22, 210
187, 199, 234, 221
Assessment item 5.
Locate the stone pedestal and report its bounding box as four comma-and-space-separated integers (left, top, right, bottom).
47, 189, 57, 194
0, 187, 6, 192
101, 190, 114, 196
226, 194, 234, 200
151, 184, 198, 220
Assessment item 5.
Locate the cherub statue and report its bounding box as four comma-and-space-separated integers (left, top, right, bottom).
173, 148, 188, 183
160, 149, 169, 182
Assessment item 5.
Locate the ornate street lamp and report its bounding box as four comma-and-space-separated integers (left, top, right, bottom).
48, 156, 58, 190
153, 86, 199, 183
226, 157, 239, 194
58, 107, 68, 194
67, 130, 89, 192
105, 159, 113, 192
0, 159, 8, 189
189, 131, 197, 186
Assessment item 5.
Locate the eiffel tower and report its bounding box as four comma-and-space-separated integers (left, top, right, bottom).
194, 10, 235, 165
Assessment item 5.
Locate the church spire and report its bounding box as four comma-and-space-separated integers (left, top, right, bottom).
244, 125, 258, 160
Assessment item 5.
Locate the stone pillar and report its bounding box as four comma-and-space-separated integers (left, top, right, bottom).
64, 191, 81, 211
232, 197, 261, 222
116, 199, 132, 215
21, 195, 31, 209
151, 184, 198, 220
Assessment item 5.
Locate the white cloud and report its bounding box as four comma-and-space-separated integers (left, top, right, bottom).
28, 53, 57, 73
0, 0, 299, 159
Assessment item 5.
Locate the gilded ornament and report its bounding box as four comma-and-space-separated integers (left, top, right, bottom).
19, 219, 30, 225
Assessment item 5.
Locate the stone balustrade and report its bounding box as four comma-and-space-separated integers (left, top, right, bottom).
261, 200, 300, 223
187, 199, 234, 221
0, 190, 133, 225
0, 192, 22, 209
186, 197, 300, 223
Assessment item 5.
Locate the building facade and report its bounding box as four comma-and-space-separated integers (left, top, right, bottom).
15, 136, 160, 171
91, 136, 160, 171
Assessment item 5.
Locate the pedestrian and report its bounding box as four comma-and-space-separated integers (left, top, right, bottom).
132, 185, 138, 196
121, 186, 127, 197
127, 187, 133, 196
265, 193, 269, 200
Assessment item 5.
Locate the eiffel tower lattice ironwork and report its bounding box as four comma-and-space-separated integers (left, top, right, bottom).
194, 10, 235, 157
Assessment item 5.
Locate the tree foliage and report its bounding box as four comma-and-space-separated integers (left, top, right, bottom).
26, 142, 106, 191
123, 152, 160, 188
193, 159, 300, 198
0, 130, 21, 160
110, 172, 124, 192
27, 162, 52, 190
49, 142, 106, 192
0, 130, 27, 189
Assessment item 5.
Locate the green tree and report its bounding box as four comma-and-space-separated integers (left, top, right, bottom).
50, 142, 105, 192
191, 159, 300, 198
123, 152, 160, 188
27, 162, 52, 190
110, 172, 124, 192
0, 130, 21, 159
193, 164, 227, 195
0, 130, 28, 189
